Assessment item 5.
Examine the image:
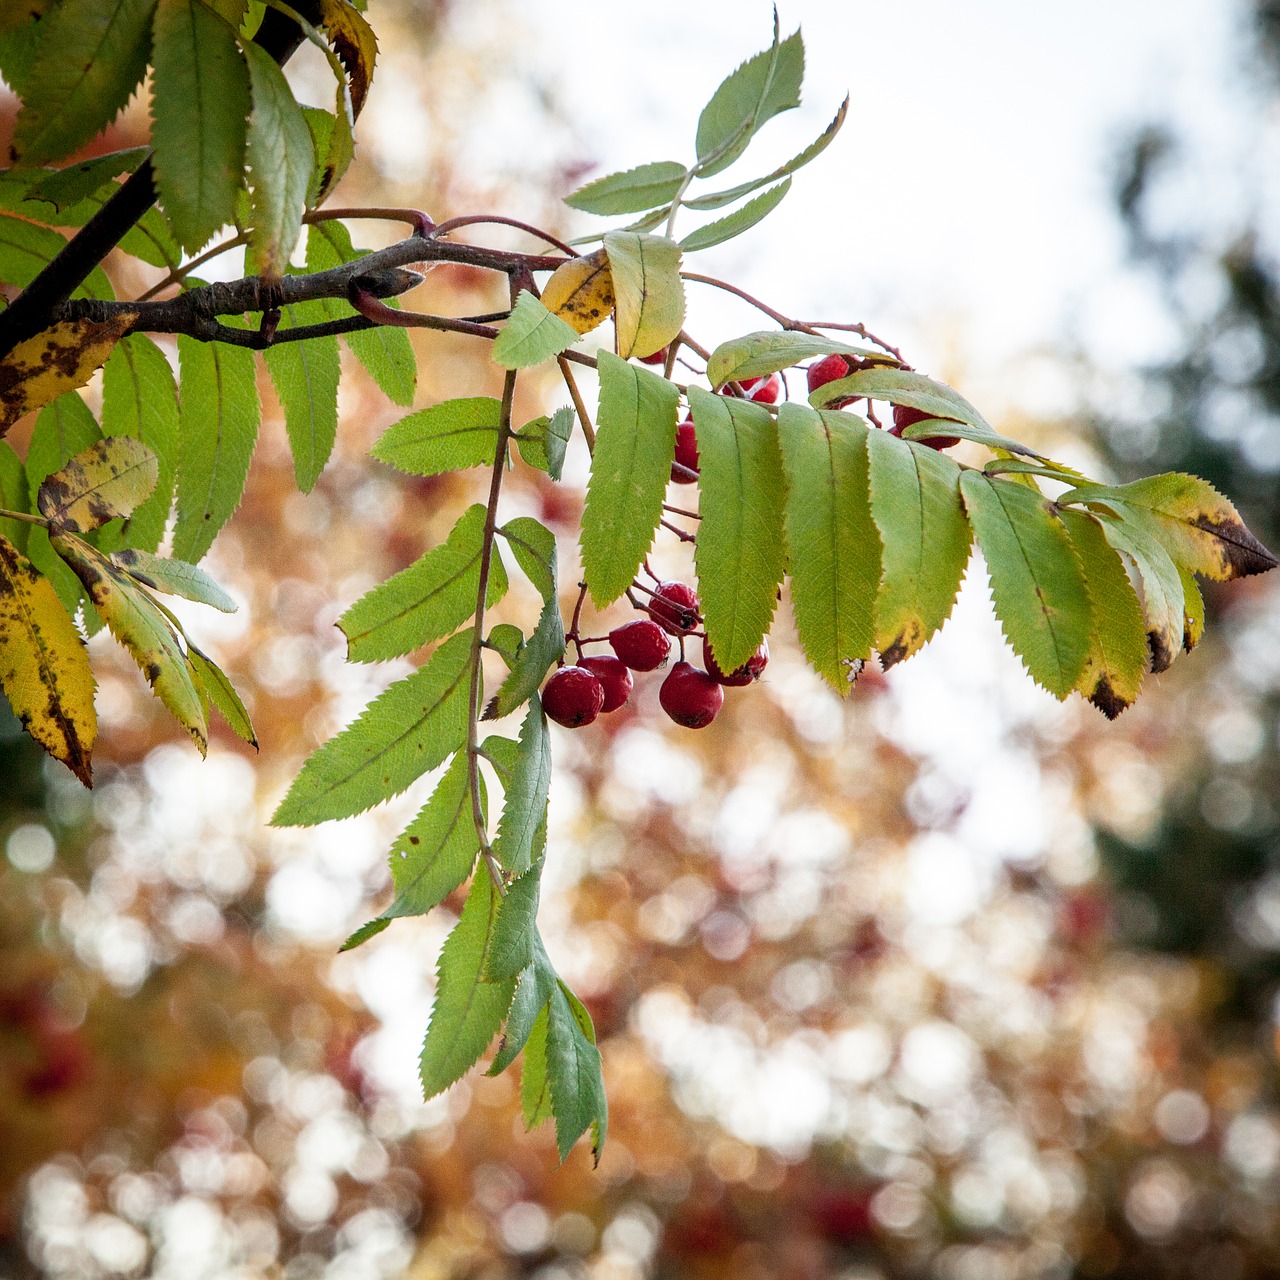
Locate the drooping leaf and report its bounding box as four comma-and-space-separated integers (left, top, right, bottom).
519, 1004, 553, 1130
151, 0, 250, 251
865, 427, 970, 667
489, 954, 553, 1076
0, 313, 136, 437
688, 388, 784, 671
1179, 566, 1205, 653
52, 532, 208, 751
680, 178, 791, 252
384, 750, 485, 918
0, 213, 114, 299
486, 859, 543, 984
1058, 507, 1147, 719
0, 533, 96, 784
486, 623, 524, 669
100, 334, 179, 553
419, 871, 516, 1099
498, 517, 557, 603
959, 471, 1092, 698
539, 250, 614, 336
491, 698, 551, 877
110, 548, 237, 612
775, 404, 880, 690
242, 39, 314, 277
706, 329, 883, 389
372, 397, 503, 477
271, 628, 474, 826
318, 0, 377, 116
185, 641, 256, 745
338, 916, 391, 952
546, 980, 608, 1163
483, 595, 564, 722
1058, 472, 1277, 581
10, 0, 155, 166
172, 335, 260, 563
263, 302, 340, 493
603, 231, 684, 360
37, 436, 157, 532
515, 407, 573, 481
694, 23, 804, 178
491, 291, 579, 369
339, 503, 505, 662
564, 160, 687, 215
581, 352, 680, 606
20, 147, 150, 210
810, 365, 998, 439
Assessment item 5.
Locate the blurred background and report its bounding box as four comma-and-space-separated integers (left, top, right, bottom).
2, 0, 1279, 1276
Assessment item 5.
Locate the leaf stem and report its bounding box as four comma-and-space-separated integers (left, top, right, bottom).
557, 356, 596, 453
137, 231, 253, 301
0, 509, 49, 526
432, 214, 577, 256
663, 170, 696, 240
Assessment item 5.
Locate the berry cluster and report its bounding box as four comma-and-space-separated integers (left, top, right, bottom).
541, 580, 769, 731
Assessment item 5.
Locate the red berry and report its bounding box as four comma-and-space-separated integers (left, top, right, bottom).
542, 666, 605, 727
703, 637, 769, 686
638, 346, 668, 366
608, 619, 671, 671
806, 353, 857, 408
671, 418, 699, 484
890, 403, 960, 450
646, 580, 701, 635
740, 372, 782, 404
659, 661, 724, 728
578, 655, 634, 712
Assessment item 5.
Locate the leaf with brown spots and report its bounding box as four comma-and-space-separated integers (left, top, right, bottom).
1178, 566, 1205, 653
0, 534, 96, 785
318, 0, 377, 118
1059, 473, 1278, 581
0, 313, 137, 437
51, 532, 207, 755
540, 250, 615, 336
36, 436, 158, 532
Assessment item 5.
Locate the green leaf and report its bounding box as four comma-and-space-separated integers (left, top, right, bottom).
11, 0, 155, 166
242, 39, 313, 277
959, 471, 1092, 698
1179, 566, 1205, 653
186, 641, 256, 745
271, 628, 474, 826
37, 436, 157, 533
0, 17, 43, 97
1058, 472, 1277, 581
515, 407, 573, 481
109, 548, 237, 612
419, 871, 515, 1099
53, 533, 209, 752
491, 698, 551, 877
519, 1004, 553, 1129
810, 366, 999, 439
489, 956, 553, 1076
603, 232, 685, 360
172, 335, 261, 563
706, 330, 883, 389
695, 23, 804, 178
483, 595, 564, 722
339, 504, 505, 663
372, 397, 502, 478
486, 623, 524, 669
384, 750, 484, 918
100, 335, 179, 553
491, 291, 579, 369
0, 213, 113, 300
264, 303, 340, 493
581, 352, 679, 606
774, 404, 879, 689
687, 388, 784, 671
305, 220, 416, 404
564, 161, 688, 216
151, 0, 250, 251
498, 517, 557, 603
546, 980, 608, 1163
20, 147, 150, 210
1058, 508, 1147, 719
685, 96, 847, 210
865, 428, 970, 668
680, 178, 790, 252
339, 917, 391, 952
0, 442, 30, 553
1089, 508, 1186, 675
487, 859, 543, 983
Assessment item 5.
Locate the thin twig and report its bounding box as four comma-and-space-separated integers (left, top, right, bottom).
138, 231, 252, 301
433, 214, 577, 257
557, 356, 596, 453
660, 519, 696, 543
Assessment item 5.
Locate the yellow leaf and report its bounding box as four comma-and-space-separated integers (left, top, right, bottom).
0, 533, 96, 785
319, 0, 377, 117
0, 313, 138, 437
603, 231, 684, 360
540, 250, 615, 336
37, 436, 159, 532
51, 533, 208, 754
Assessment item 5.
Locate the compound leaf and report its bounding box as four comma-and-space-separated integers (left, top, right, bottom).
372, 397, 502, 477
603, 231, 684, 360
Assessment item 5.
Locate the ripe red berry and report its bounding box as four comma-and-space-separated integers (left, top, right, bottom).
671, 418, 699, 484
638, 346, 668, 366
806, 353, 857, 408
646, 580, 701, 635
608, 619, 671, 671
659, 661, 724, 728
890, 403, 960, 450
578, 655, 634, 712
738, 372, 782, 404
542, 666, 605, 727
703, 637, 769, 686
